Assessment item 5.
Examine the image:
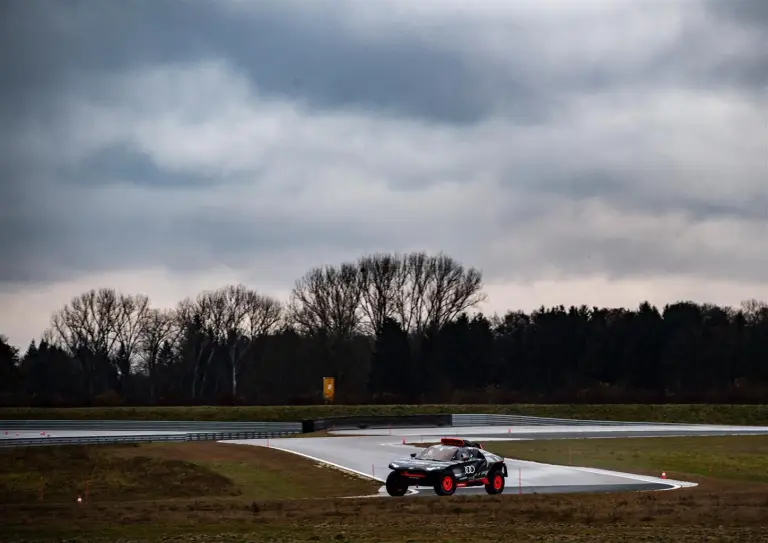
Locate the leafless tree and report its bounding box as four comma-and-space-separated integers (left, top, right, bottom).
390, 252, 487, 335
741, 299, 768, 325
292, 252, 487, 339
48, 288, 123, 395
139, 308, 176, 402
358, 253, 404, 334
190, 284, 283, 397
112, 293, 150, 386
288, 263, 364, 339
50, 288, 121, 355
175, 295, 217, 400
235, 287, 283, 396
246, 292, 283, 338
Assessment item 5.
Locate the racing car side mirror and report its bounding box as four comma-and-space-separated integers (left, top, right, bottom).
410, 453, 416, 457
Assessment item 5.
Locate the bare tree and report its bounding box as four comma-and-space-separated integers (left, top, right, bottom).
392, 252, 433, 334
741, 299, 768, 325
292, 252, 486, 339
391, 252, 487, 335
50, 288, 121, 355
246, 292, 283, 338
139, 308, 176, 402
288, 263, 364, 339
234, 288, 283, 395
188, 285, 283, 397
113, 293, 150, 389
48, 288, 123, 395
358, 253, 403, 334
175, 295, 218, 401
422, 252, 486, 330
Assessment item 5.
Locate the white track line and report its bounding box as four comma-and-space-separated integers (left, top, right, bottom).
258, 444, 422, 496
267, 444, 386, 482
221, 441, 404, 498
377, 436, 694, 491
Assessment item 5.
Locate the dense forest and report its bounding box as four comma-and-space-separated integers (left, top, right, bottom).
1, 251, 767, 406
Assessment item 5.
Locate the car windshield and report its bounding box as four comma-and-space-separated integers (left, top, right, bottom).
415, 445, 458, 461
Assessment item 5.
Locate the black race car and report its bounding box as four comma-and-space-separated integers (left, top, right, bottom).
385, 437, 508, 496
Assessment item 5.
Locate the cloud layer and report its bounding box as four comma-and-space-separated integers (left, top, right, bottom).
2, 0, 766, 348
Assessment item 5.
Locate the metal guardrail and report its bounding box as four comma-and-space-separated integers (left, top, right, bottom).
306, 414, 452, 432
0, 420, 302, 432
0, 420, 302, 448
450, 414, 681, 427
0, 413, 695, 449
0, 429, 298, 448
0, 434, 187, 448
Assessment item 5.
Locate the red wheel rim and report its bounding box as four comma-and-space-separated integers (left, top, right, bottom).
493, 475, 503, 490
442, 476, 453, 491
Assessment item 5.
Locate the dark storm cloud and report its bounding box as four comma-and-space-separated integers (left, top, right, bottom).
706, 0, 768, 26
2, 0, 764, 127
0, 0, 516, 126
2, 0, 767, 291
72, 145, 214, 189
2, 0, 763, 139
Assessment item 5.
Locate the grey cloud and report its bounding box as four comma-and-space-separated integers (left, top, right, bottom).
0, 0, 511, 126
2, 0, 767, 295
4, 0, 765, 126
73, 145, 215, 189
706, 0, 768, 26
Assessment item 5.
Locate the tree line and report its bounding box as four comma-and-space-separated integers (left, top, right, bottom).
1, 251, 767, 406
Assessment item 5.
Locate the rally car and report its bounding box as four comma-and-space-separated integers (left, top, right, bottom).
385, 437, 508, 496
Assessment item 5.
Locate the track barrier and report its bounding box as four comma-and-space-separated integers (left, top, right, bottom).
0, 411, 733, 448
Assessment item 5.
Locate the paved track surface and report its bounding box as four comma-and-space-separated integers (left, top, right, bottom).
0, 430, 187, 439
224, 421, 768, 497
7, 418, 768, 498
331, 423, 768, 437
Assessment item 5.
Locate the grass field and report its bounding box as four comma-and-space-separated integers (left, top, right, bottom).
2, 403, 768, 426
3, 436, 768, 542
414, 435, 768, 484
0, 442, 378, 506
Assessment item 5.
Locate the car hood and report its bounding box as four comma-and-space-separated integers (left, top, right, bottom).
484, 452, 504, 463
388, 458, 456, 470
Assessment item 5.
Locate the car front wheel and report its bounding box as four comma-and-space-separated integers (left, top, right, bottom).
485, 469, 505, 495
386, 471, 408, 496
434, 471, 457, 496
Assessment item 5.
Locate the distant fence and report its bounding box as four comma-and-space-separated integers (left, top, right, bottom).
0, 420, 301, 432
0, 431, 296, 448
0, 413, 691, 448
450, 414, 679, 427
303, 414, 451, 433
0, 420, 302, 448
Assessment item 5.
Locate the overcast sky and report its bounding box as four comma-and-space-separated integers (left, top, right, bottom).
1, 0, 766, 349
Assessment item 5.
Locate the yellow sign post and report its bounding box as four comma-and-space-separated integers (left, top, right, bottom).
322, 377, 335, 403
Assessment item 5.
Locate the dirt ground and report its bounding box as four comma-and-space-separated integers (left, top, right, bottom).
3, 437, 768, 542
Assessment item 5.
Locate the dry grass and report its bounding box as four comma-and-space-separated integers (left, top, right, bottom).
3, 403, 768, 425
0, 441, 379, 515
3, 484, 768, 542
486, 434, 768, 483
413, 434, 768, 483
3, 436, 768, 542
